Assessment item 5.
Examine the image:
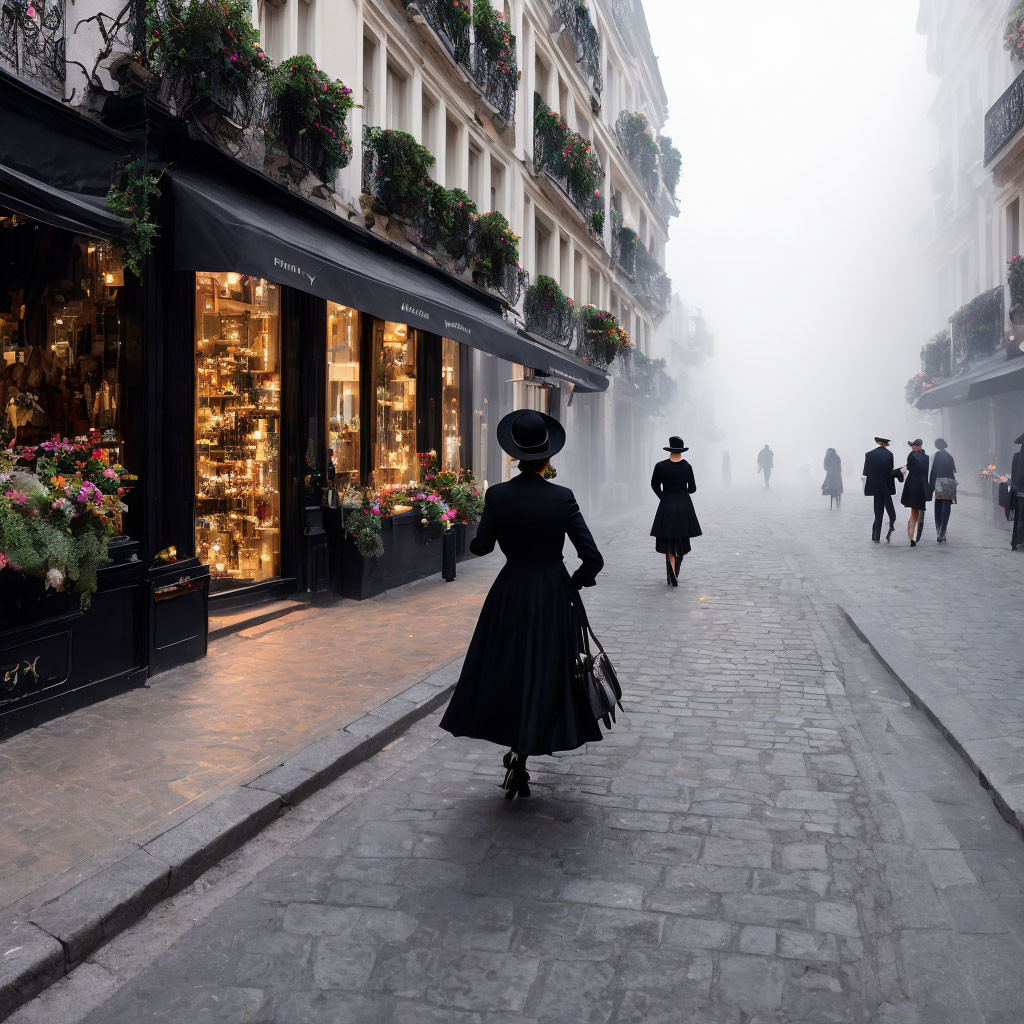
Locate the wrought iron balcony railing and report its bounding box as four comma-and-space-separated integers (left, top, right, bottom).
404, 0, 470, 64
524, 292, 576, 348
554, 0, 602, 101
0, 0, 65, 93
533, 99, 603, 224
480, 262, 528, 308
613, 223, 639, 277
471, 40, 516, 127
635, 248, 671, 311
985, 69, 1024, 166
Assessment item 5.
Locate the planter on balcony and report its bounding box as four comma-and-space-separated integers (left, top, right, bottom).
533, 96, 603, 222
554, 0, 602, 102
524, 275, 575, 347
403, 0, 470, 65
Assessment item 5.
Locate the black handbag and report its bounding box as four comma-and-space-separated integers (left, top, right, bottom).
999, 481, 1012, 509
571, 594, 623, 730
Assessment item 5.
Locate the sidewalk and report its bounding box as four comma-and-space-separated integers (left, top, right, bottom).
0, 554, 500, 932
760, 481, 1024, 838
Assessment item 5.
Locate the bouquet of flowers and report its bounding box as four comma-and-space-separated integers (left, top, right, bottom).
0, 437, 137, 608
340, 486, 385, 559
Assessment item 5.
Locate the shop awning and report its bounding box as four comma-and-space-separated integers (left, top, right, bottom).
0, 163, 129, 239
965, 355, 1024, 400
169, 170, 609, 393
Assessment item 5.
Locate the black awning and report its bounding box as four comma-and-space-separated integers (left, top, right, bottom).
0, 163, 129, 238
169, 169, 608, 393
967, 356, 1024, 400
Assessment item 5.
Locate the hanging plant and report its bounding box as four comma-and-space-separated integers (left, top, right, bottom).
526, 275, 572, 316
268, 55, 357, 179
580, 305, 629, 366
1006, 3, 1024, 60
473, 0, 518, 83
145, 0, 269, 102
658, 134, 682, 198
533, 97, 601, 206
590, 209, 604, 236
615, 110, 659, 184
106, 159, 162, 278
341, 490, 385, 559
919, 329, 951, 379
469, 210, 520, 282
363, 127, 436, 216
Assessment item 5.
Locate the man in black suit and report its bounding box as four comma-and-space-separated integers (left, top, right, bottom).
1012, 432, 1024, 551
863, 436, 897, 543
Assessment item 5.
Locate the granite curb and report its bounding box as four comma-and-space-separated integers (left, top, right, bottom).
839, 601, 1024, 840
0, 656, 463, 1021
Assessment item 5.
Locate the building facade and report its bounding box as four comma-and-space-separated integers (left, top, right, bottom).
0, 0, 678, 732
914, 0, 1024, 481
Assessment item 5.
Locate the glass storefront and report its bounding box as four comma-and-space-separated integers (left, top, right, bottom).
1, 213, 127, 463
371, 319, 416, 489
194, 272, 282, 589
441, 337, 462, 471
326, 301, 361, 490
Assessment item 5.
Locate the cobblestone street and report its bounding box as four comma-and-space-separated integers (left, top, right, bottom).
11, 486, 1024, 1024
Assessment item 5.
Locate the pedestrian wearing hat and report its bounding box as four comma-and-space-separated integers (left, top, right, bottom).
1011, 432, 1024, 551
757, 445, 774, 488
650, 436, 702, 587
929, 439, 957, 543
440, 409, 606, 799
863, 437, 897, 543
901, 440, 931, 546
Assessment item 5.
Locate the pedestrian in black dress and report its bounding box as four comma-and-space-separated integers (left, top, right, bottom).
1011, 432, 1024, 551
650, 436, 702, 587
901, 439, 930, 547
863, 436, 897, 543
929, 438, 957, 543
757, 445, 774, 488
439, 409, 605, 800
822, 448, 843, 509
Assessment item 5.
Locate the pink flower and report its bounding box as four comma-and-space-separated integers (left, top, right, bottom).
0, 552, 7, 570
26, 5, 36, 17
4, 489, 27, 506
102, 468, 119, 479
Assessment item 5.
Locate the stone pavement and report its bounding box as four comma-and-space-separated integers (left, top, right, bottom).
755, 482, 1024, 835
13, 489, 1024, 1023
0, 554, 500, 929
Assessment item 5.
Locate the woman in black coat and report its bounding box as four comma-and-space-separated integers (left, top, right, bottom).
901, 439, 931, 546
822, 448, 843, 508
440, 409, 605, 800
650, 436, 702, 587
929, 438, 956, 543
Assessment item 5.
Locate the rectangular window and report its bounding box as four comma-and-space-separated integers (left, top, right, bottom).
422, 90, 439, 158
372, 320, 416, 489
260, 0, 285, 63
1007, 198, 1020, 260
441, 338, 462, 471
326, 302, 361, 492
445, 116, 460, 188
489, 158, 505, 212
297, 0, 314, 56
468, 144, 482, 206
386, 63, 408, 132
195, 272, 282, 588
362, 36, 378, 124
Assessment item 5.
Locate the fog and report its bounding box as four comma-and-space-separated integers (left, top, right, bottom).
646, 1, 937, 486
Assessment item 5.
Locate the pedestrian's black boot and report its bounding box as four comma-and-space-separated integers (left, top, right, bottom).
871, 526, 881, 543
885, 521, 895, 544
665, 555, 673, 586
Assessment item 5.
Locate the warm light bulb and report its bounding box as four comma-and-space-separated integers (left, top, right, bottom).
226, 272, 241, 285
105, 273, 115, 285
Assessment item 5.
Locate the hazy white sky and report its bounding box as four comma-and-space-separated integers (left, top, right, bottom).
645, 1, 938, 478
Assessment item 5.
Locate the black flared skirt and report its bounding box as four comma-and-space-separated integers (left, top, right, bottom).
440, 562, 603, 756
650, 494, 702, 558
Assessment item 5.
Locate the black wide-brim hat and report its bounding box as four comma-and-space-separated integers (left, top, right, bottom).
935, 438, 948, 450
1016, 432, 1024, 445
874, 437, 891, 445
664, 436, 689, 452
496, 409, 566, 461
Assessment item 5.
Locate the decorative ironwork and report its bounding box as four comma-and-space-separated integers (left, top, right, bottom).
613, 223, 639, 277
576, 329, 611, 369
985, 69, 1024, 166
404, 0, 470, 66
471, 41, 517, 127
479, 263, 528, 307
950, 286, 1004, 371
524, 290, 576, 347
635, 248, 671, 311
533, 98, 603, 223
554, 0, 602, 100
71, 0, 146, 95
0, 0, 65, 93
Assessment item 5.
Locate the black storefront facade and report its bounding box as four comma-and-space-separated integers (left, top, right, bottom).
0, 78, 606, 735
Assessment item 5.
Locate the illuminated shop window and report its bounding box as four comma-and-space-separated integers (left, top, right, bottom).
1, 219, 127, 468
194, 272, 281, 588
326, 302, 361, 490
441, 337, 462, 471
372, 319, 416, 489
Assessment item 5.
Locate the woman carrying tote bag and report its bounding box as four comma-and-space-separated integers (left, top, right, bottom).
929, 438, 957, 543
440, 409, 615, 800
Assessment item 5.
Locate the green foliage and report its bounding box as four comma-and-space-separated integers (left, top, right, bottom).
145, 0, 269, 97
527, 274, 573, 315
1005, 4, 1024, 60
106, 159, 161, 278
269, 55, 357, 179
658, 134, 682, 198
422, 186, 478, 259
533, 96, 601, 207
469, 210, 520, 281
580, 304, 629, 366
616, 111, 659, 185
951, 286, 1004, 362
590, 209, 604, 236
473, 0, 518, 82
341, 491, 384, 559
364, 127, 436, 216
905, 373, 937, 406
1009, 254, 1024, 306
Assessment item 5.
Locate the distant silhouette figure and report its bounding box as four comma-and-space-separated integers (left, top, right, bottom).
757, 445, 774, 488
1011, 433, 1024, 551
721, 450, 731, 488
822, 448, 843, 509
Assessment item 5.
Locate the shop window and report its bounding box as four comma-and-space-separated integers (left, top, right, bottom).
1, 216, 127, 464
195, 272, 282, 589
326, 302, 361, 491
371, 320, 416, 489
441, 338, 462, 471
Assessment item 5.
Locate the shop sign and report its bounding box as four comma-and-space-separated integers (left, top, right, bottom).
0, 632, 72, 708
272, 256, 319, 287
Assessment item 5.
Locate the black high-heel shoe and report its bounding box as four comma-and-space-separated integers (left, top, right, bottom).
885, 521, 895, 544
502, 755, 530, 800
